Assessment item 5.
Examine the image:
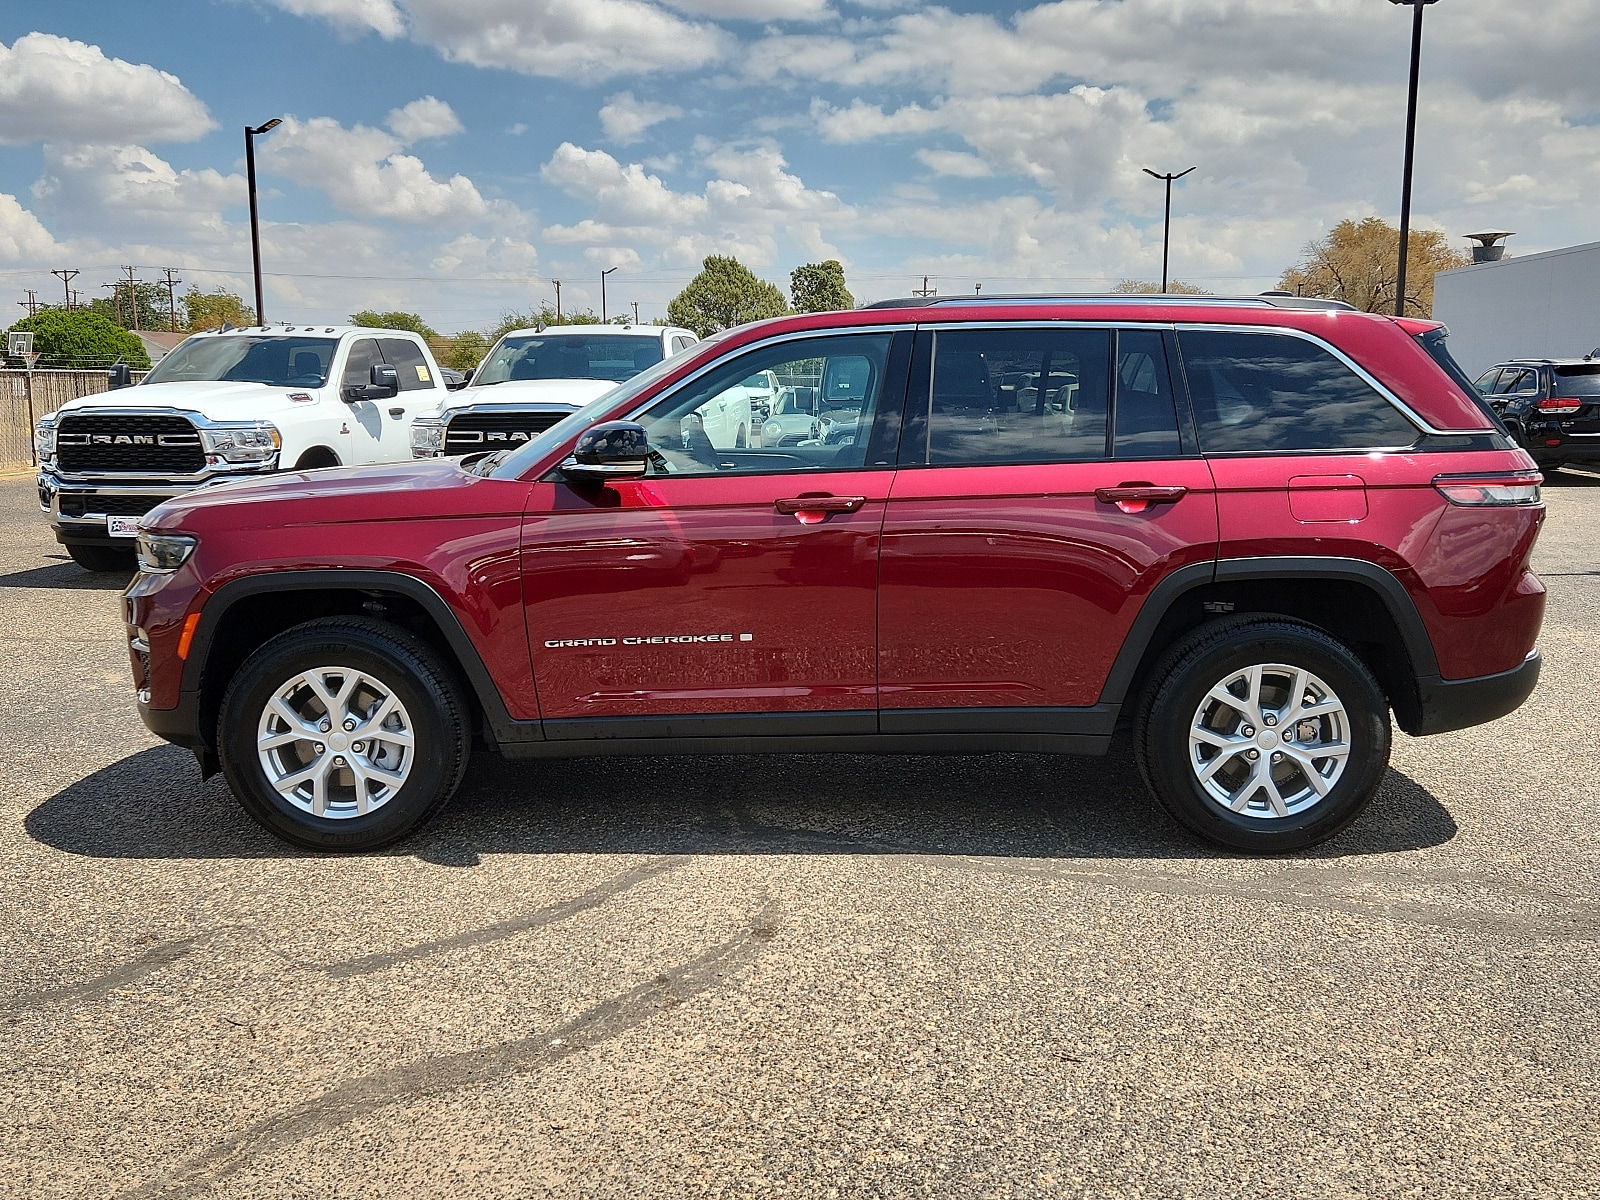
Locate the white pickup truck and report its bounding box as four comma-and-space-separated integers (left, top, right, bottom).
35, 325, 449, 570
409, 324, 700, 458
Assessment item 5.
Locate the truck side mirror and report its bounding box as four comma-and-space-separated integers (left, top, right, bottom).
107, 361, 132, 390
343, 363, 400, 403
560, 421, 653, 485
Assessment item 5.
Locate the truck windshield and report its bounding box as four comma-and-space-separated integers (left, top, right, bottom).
142, 337, 338, 388
473, 333, 664, 386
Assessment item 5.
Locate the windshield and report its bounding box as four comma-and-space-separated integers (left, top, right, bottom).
487, 350, 690, 480
472, 333, 664, 387
142, 336, 338, 388
1553, 365, 1600, 397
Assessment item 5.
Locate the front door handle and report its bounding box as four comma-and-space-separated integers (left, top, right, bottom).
1095, 484, 1188, 514
389, 406, 405, 417
775, 494, 866, 524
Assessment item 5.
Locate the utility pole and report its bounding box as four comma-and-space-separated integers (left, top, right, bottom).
159, 267, 182, 332
974, 283, 982, 296
122, 265, 142, 330
1141, 166, 1196, 292
102, 281, 123, 326
19, 290, 39, 317
69, 288, 82, 309
51, 268, 79, 309
553, 280, 562, 321
912, 275, 937, 297
631, 300, 640, 325
1389, 0, 1439, 317
601, 266, 618, 323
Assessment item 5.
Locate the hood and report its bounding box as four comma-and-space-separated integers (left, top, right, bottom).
142, 456, 504, 533
456, 378, 616, 407
57, 378, 321, 417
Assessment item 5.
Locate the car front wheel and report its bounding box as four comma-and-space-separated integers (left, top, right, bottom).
1134, 618, 1391, 852
217, 617, 471, 850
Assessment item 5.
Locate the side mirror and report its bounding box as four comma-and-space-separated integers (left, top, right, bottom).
343, 363, 400, 403
561, 421, 652, 485
107, 361, 132, 390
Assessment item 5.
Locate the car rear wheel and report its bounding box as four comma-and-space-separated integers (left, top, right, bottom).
218, 617, 471, 850
1134, 618, 1390, 852
66, 543, 136, 572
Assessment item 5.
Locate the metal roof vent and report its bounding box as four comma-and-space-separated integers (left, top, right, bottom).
1465, 231, 1514, 263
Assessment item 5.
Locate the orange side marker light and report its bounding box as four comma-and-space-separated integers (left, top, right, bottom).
177, 612, 201, 660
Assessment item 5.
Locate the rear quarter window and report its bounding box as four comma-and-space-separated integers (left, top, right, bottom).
1177, 329, 1419, 453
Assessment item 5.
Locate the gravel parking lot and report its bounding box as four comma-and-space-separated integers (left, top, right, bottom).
1, 468, 1596, 1199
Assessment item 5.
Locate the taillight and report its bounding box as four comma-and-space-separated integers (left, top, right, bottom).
1537, 397, 1582, 415
1433, 471, 1542, 507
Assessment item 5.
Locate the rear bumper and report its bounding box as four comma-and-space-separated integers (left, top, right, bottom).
1409, 650, 1541, 736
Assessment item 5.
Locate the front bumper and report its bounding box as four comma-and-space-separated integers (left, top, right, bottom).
38, 468, 266, 544
1409, 649, 1542, 736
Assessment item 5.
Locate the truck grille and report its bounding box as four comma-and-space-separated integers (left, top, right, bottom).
57, 493, 165, 519
56, 414, 204, 475
443, 410, 569, 454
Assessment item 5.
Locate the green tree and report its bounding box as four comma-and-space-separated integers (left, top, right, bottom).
182, 288, 255, 332
90, 281, 171, 331
7, 309, 150, 369
667, 256, 789, 337
351, 310, 438, 339
790, 260, 854, 313
1110, 279, 1211, 295
1278, 217, 1469, 318
486, 306, 603, 342
442, 330, 490, 370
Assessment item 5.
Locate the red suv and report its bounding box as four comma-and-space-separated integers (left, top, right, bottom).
124, 296, 1545, 853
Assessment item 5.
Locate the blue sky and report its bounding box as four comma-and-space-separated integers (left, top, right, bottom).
2, 0, 1597, 332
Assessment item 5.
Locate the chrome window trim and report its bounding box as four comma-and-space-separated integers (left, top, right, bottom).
1173, 321, 1484, 438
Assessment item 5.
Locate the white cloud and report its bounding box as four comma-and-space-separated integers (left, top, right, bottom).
0, 33, 213, 146
31, 144, 243, 239
264, 0, 408, 38
386, 96, 463, 141
916, 149, 991, 179
599, 92, 685, 144
0, 192, 56, 262
660, 0, 830, 17
260, 115, 493, 224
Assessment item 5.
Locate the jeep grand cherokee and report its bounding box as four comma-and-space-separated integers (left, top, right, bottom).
124, 295, 1545, 853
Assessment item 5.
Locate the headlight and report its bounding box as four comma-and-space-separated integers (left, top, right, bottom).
136, 532, 197, 573
199, 422, 281, 464
411, 416, 446, 457
34, 415, 56, 463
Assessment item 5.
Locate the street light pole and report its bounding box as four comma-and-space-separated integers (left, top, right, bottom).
1390, 0, 1438, 317
601, 266, 618, 323
1142, 166, 1196, 293
244, 117, 282, 326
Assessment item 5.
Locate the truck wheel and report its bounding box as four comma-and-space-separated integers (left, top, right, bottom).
217, 617, 471, 851
1134, 618, 1390, 853
66, 543, 135, 572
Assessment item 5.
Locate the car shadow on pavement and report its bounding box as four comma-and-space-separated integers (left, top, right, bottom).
26, 742, 1457, 863
0, 556, 132, 590
1545, 467, 1600, 487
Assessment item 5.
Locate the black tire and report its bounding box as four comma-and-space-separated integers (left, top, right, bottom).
1134, 617, 1391, 853
217, 617, 472, 851
66, 542, 136, 572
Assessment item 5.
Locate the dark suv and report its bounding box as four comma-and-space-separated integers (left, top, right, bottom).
125, 296, 1546, 853
1473, 357, 1600, 469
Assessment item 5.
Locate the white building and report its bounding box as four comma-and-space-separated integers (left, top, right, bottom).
1433, 240, 1600, 377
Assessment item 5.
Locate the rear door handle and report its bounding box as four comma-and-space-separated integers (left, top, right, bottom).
775, 495, 866, 523
1095, 484, 1187, 514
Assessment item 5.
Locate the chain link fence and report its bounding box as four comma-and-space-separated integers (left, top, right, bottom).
0, 370, 150, 470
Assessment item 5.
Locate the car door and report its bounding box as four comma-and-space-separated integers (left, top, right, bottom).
377, 337, 439, 459
338, 337, 387, 464
877, 324, 1219, 724
522, 330, 910, 736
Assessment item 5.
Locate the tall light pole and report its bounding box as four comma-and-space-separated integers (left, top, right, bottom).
244, 117, 282, 326
1389, 0, 1439, 317
1142, 166, 1195, 293
600, 266, 618, 323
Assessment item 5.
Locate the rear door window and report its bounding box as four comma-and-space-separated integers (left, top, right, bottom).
1114, 329, 1183, 458
1177, 329, 1418, 453
920, 327, 1111, 465
378, 338, 435, 391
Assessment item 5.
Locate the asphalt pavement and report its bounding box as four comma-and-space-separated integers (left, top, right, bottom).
1, 468, 1596, 1199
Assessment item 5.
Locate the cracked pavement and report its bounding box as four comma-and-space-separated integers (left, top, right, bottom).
0, 470, 1596, 1198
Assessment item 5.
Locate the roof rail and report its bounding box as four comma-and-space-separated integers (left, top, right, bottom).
861, 292, 1357, 313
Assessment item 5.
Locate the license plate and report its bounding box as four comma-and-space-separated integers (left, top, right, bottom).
107, 516, 140, 538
